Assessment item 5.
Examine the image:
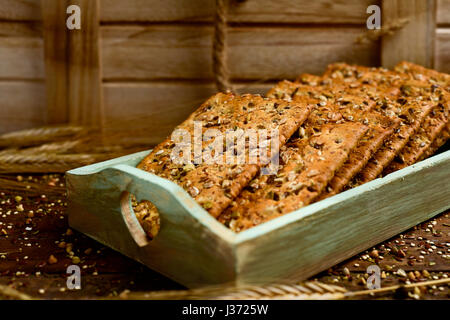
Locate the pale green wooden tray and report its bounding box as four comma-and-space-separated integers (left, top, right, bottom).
66, 149, 450, 288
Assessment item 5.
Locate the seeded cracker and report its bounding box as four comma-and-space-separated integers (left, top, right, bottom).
318, 64, 443, 186
419, 128, 449, 161
395, 61, 450, 90
131, 196, 160, 240
137, 93, 312, 217
318, 126, 396, 200
352, 84, 436, 184
268, 80, 400, 199
322, 63, 407, 98
218, 122, 367, 232
311, 66, 449, 197
394, 61, 450, 159
383, 95, 449, 174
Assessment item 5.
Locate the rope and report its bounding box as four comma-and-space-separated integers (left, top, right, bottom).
355, 18, 410, 44
213, 0, 232, 92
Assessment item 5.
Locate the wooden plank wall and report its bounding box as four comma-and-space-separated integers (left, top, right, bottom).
436, 0, 450, 73
5, 0, 450, 141
99, 0, 380, 143
0, 1, 45, 134
381, 0, 436, 69
42, 0, 103, 126
0, 0, 381, 139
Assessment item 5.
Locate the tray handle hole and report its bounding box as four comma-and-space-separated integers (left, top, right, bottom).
120, 191, 160, 246
130, 193, 161, 240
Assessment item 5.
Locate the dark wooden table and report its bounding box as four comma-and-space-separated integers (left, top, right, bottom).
0, 174, 448, 299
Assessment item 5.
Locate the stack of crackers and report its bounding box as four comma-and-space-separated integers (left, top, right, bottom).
137, 62, 449, 233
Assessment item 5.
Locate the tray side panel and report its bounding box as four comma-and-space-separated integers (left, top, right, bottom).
66, 166, 236, 288
235, 154, 450, 285
67, 150, 152, 175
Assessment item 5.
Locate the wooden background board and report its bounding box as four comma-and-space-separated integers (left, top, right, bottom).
99, 0, 376, 24
437, 0, 450, 25
0, 82, 45, 133
436, 29, 450, 73
436, 0, 450, 73
101, 25, 378, 81
1, 0, 379, 137
381, 0, 436, 69
102, 82, 277, 145
0, 0, 378, 23
41, 0, 69, 124
0, 0, 449, 140
41, 0, 103, 126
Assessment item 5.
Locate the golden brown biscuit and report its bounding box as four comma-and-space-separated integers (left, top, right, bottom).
394, 61, 450, 161
352, 98, 435, 184
218, 122, 368, 232
267, 80, 399, 199
418, 127, 449, 161
137, 92, 312, 217
383, 100, 449, 173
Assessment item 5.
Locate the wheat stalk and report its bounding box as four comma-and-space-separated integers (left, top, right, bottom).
0, 126, 86, 148
114, 278, 450, 300
0, 123, 152, 173
355, 18, 410, 44
219, 282, 347, 300
19, 140, 85, 155
0, 175, 66, 195
0, 284, 34, 300
344, 278, 450, 299
0, 278, 447, 300
0, 153, 103, 173
0, 153, 97, 166
114, 281, 348, 300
